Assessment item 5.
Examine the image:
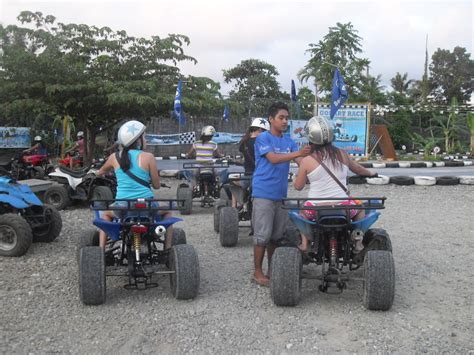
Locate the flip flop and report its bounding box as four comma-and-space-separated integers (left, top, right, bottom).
252, 275, 270, 287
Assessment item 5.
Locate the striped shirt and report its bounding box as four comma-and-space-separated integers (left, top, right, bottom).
194, 140, 218, 164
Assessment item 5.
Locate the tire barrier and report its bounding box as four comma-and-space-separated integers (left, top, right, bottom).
348, 176, 367, 184
463, 161, 473, 166
444, 161, 464, 167
372, 162, 386, 168
414, 176, 436, 186
366, 175, 390, 185
424, 162, 433, 168
436, 176, 460, 185
385, 162, 400, 168
459, 176, 474, 185
398, 162, 411, 168
433, 162, 445, 167
389, 176, 414, 185
409, 162, 426, 168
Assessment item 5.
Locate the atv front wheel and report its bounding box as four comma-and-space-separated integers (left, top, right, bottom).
44, 185, 70, 210
31, 204, 62, 243
219, 207, 238, 247
0, 214, 33, 257
177, 186, 193, 215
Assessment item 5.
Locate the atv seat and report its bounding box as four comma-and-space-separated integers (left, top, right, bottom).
59, 166, 90, 178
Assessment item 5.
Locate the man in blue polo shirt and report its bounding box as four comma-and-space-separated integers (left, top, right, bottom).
251, 102, 311, 286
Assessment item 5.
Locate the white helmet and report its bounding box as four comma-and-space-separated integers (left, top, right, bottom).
304, 116, 334, 145
77, 131, 84, 138
250, 118, 270, 131
201, 125, 216, 136
117, 120, 146, 147
335, 119, 343, 127
34, 136, 42, 142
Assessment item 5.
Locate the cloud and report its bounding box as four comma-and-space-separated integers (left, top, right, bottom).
1, 0, 472, 95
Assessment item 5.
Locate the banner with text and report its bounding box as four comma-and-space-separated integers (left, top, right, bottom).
0, 127, 31, 148
145, 131, 244, 145
287, 104, 369, 156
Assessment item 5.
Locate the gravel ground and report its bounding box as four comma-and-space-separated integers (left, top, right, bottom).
1, 180, 473, 354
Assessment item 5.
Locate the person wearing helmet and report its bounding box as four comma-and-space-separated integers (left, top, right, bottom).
97, 120, 174, 249
65, 131, 85, 169
293, 116, 377, 252
251, 102, 311, 287
228, 118, 270, 208
185, 125, 223, 199
23, 135, 47, 155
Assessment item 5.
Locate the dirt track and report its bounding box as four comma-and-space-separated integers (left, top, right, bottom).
1, 181, 473, 353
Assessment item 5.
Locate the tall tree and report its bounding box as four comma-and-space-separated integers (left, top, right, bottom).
390, 72, 414, 95
298, 22, 370, 100
223, 59, 283, 117
0, 11, 197, 161
429, 46, 474, 104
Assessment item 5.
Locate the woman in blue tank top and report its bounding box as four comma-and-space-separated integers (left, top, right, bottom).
98, 120, 174, 249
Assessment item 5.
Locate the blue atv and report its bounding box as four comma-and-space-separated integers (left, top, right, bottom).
77, 198, 200, 305
0, 176, 62, 257
270, 197, 394, 311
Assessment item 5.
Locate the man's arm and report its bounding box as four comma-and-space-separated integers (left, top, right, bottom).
265, 145, 311, 164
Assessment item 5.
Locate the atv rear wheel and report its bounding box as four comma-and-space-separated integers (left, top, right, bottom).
270, 247, 302, 306
0, 214, 33, 257
363, 250, 395, 311
32, 204, 62, 243
172, 228, 187, 246
79, 246, 106, 305
44, 185, 70, 210
77, 229, 100, 264
169, 244, 200, 300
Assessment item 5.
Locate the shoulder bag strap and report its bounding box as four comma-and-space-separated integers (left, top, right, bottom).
115, 151, 151, 188
312, 154, 349, 196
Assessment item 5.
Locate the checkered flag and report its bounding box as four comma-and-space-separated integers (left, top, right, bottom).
179, 131, 195, 144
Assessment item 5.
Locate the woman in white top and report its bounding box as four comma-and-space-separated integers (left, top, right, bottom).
293, 116, 377, 252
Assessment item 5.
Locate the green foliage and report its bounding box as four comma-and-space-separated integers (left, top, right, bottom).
0, 11, 199, 161
430, 46, 474, 104
298, 22, 370, 99
390, 72, 414, 96
223, 59, 286, 117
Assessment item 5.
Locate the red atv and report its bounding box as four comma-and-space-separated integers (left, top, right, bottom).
58, 152, 83, 169
21, 154, 55, 175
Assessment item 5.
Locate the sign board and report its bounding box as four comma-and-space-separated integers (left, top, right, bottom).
287, 104, 370, 156
0, 127, 31, 148
317, 104, 370, 156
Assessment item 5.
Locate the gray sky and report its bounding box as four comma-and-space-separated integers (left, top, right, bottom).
1, 0, 473, 95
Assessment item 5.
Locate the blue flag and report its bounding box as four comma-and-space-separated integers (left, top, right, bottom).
291, 80, 297, 102
330, 68, 348, 119
174, 79, 185, 125
223, 104, 230, 122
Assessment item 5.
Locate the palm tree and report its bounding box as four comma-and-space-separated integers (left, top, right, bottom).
390, 72, 414, 95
